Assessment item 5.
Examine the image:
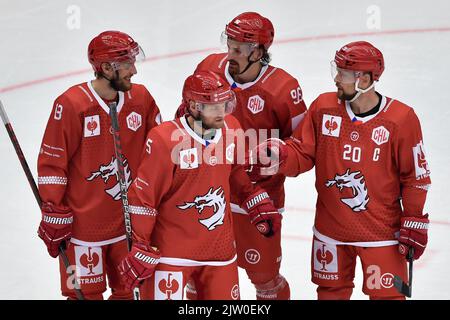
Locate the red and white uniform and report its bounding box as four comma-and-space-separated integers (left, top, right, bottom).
284, 92, 431, 243
195, 53, 307, 275
38, 81, 161, 298
283, 92, 431, 297
38, 81, 161, 244
128, 115, 254, 299
196, 53, 307, 209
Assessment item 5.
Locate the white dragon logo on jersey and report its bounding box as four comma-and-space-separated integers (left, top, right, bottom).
325, 169, 369, 212
86, 156, 132, 201
177, 187, 226, 231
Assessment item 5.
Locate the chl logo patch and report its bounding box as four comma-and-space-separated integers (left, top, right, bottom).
126, 112, 142, 131
179, 148, 199, 169
84, 115, 100, 137
247, 95, 265, 114
371, 126, 390, 145
74, 246, 103, 276
155, 271, 183, 300
322, 115, 342, 137
313, 240, 337, 273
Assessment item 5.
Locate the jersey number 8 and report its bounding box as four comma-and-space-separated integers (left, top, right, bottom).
54, 104, 63, 120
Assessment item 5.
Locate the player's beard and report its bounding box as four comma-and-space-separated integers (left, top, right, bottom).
228, 60, 241, 76
110, 73, 132, 92
337, 87, 357, 101
199, 114, 224, 130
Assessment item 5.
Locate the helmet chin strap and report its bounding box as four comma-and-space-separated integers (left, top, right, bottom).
349, 78, 376, 103
237, 52, 259, 75
99, 70, 121, 92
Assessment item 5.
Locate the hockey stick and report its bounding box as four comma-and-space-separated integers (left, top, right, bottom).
0, 99, 84, 300
394, 247, 414, 298
108, 102, 140, 300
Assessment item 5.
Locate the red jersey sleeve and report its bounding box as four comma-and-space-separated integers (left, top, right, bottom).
128, 128, 174, 243
143, 87, 162, 128
37, 95, 82, 209
275, 78, 307, 139
227, 115, 255, 204
396, 109, 431, 216
282, 97, 318, 177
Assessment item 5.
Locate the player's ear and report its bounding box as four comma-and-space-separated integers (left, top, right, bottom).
250, 46, 264, 62
100, 62, 114, 77
188, 100, 198, 115
360, 72, 373, 88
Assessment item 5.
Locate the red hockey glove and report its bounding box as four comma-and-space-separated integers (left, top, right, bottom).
37, 203, 73, 258
118, 243, 161, 291
398, 214, 429, 260
245, 138, 288, 182
242, 189, 282, 237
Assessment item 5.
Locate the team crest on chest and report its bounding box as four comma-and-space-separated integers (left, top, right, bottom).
86, 156, 132, 200
126, 112, 142, 132
84, 115, 100, 137
177, 186, 226, 231
325, 169, 369, 212
247, 95, 265, 114
322, 115, 342, 137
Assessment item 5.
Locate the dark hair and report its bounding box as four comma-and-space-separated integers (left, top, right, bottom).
259, 45, 271, 66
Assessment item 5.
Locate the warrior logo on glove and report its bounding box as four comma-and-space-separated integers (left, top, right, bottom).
86, 155, 132, 200
177, 186, 226, 231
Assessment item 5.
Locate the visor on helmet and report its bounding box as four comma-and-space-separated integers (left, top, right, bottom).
194, 90, 236, 116
220, 32, 258, 57
110, 44, 146, 71
330, 60, 363, 84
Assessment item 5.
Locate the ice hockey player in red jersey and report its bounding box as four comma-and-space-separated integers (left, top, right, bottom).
117, 71, 282, 300
37, 31, 162, 299
176, 12, 307, 300
248, 41, 431, 299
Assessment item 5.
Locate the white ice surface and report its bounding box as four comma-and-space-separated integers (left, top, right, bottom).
0, 0, 449, 299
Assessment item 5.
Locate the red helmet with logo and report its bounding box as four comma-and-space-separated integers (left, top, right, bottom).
88, 31, 144, 73
183, 71, 234, 104
225, 12, 274, 50
182, 71, 236, 114
334, 41, 384, 81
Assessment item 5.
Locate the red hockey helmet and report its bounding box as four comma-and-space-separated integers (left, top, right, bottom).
182, 71, 236, 115
88, 31, 145, 73
334, 41, 384, 81
224, 12, 274, 50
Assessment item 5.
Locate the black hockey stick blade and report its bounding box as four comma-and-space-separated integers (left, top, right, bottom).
393, 275, 411, 297
394, 247, 414, 298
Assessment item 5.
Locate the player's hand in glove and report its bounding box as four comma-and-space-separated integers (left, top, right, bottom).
398, 214, 429, 260
118, 243, 160, 291
245, 138, 288, 182
242, 189, 282, 237
37, 202, 73, 258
